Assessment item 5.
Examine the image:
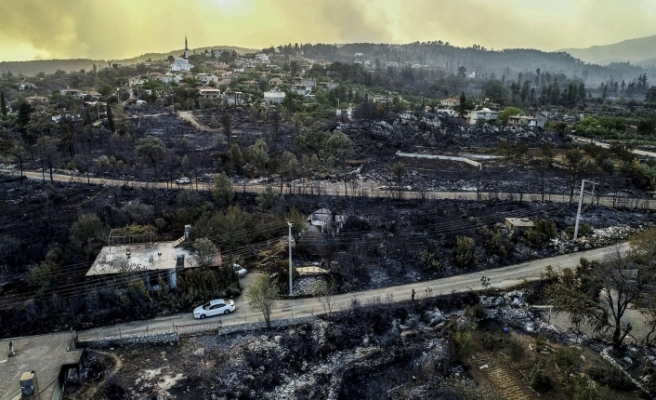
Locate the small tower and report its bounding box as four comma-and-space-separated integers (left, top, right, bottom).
184, 35, 189, 60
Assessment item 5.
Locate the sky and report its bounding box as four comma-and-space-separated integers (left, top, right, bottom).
0, 0, 655, 61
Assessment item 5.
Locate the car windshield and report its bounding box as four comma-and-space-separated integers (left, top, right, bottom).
201, 302, 212, 310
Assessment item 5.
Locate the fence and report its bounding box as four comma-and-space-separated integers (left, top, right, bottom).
17, 170, 656, 211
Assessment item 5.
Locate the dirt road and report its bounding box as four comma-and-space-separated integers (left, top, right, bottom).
12, 171, 656, 210
570, 134, 656, 158
78, 243, 627, 341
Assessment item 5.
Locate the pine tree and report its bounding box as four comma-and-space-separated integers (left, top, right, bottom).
106, 104, 116, 132
0, 91, 6, 116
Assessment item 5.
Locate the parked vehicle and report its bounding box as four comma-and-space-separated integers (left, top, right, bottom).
176, 177, 191, 184
193, 299, 235, 319
233, 264, 248, 278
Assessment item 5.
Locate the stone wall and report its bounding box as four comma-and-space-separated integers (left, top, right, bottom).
78, 331, 179, 349
217, 316, 317, 336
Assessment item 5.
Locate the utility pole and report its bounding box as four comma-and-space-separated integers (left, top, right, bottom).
287, 221, 293, 296
574, 179, 598, 240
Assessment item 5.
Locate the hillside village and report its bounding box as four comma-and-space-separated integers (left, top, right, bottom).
3, 30, 656, 400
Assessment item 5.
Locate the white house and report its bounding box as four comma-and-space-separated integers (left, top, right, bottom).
440, 98, 459, 107
255, 53, 270, 64
508, 115, 547, 129
60, 89, 86, 98
468, 108, 499, 125
129, 77, 146, 87
292, 84, 311, 96
198, 86, 221, 98
17, 82, 36, 91
264, 87, 286, 104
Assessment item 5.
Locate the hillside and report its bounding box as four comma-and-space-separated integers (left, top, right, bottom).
0, 45, 258, 76
561, 34, 656, 65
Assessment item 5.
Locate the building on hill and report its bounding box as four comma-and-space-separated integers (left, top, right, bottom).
507, 114, 547, 129
264, 87, 286, 104
468, 108, 499, 125
171, 36, 194, 72
440, 98, 459, 107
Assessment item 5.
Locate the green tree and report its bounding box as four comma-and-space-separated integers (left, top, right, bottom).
136, 136, 167, 177
256, 185, 280, 211
246, 273, 278, 329
459, 92, 466, 116
455, 236, 477, 268
0, 91, 6, 116
70, 214, 108, 256
34, 135, 59, 184
482, 80, 508, 104
212, 172, 234, 207
106, 103, 116, 133
227, 143, 244, 173
247, 139, 270, 176
222, 114, 232, 145
555, 346, 582, 382
498, 106, 523, 123
392, 162, 405, 185
193, 238, 218, 268
646, 86, 656, 105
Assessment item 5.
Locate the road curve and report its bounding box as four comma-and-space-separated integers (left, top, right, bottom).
10, 170, 656, 211
78, 242, 628, 341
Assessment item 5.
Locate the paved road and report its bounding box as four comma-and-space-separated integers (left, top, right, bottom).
78, 243, 628, 341
571, 134, 656, 158
11, 171, 656, 211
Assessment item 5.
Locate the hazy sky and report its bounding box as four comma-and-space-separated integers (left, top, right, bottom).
1, 0, 655, 61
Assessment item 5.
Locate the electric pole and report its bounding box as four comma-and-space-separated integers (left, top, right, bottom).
287, 221, 293, 296
574, 179, 597, 240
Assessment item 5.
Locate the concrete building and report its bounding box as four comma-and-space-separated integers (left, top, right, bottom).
264, 87, 286, 104
505, 217, 535, 235
0, 332, 83, 400
198, 86, 221, 98
305, 208, 347, 237
440, 98, 459, 107
508, 115, 547, 129
468, 108, 499, 125
86, 226, 219, 290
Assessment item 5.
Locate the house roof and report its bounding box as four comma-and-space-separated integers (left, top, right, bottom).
86, 241, 201, 276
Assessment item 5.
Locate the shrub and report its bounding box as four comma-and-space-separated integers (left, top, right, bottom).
588, 367, 636, 391
524, 218, 557, 245
454, 236, 477, 268
527, 362, 553, 393
420, 250, 442, 271
573, 375, 614, 400
452, 330, 474, 358
564, 223, 594, 239
507, 338, 525, 362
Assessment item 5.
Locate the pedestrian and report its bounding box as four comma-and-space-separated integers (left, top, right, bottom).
411, 289, 415, 302
8, 341, 14, 356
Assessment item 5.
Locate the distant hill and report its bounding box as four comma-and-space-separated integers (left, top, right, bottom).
118, 45, 258, 64
0, 45, 258, 76
561, 34, 656, 65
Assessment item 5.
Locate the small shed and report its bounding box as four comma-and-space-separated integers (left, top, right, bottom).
505, 217, 535, 234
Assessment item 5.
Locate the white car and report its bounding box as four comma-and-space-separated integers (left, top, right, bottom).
193, 299, 235, 319
176, 177, 191, 185
233, 264, 247, 278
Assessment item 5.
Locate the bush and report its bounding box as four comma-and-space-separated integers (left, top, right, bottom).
524, 218, 557, 245
573, 375, 614, 400
588, 367, 636, 391
564, 223, 594, 239
454, 236, 477, 268
453, 330, 474, 358
527, 363, 553, 393
507, 338, 525, 362
420, 250, 442, 271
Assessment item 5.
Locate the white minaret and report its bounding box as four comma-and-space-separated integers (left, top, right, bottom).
184, 35, 189, 60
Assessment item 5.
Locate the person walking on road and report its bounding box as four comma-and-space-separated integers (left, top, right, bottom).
411, 289, 415, 302
8, 341, 14, 356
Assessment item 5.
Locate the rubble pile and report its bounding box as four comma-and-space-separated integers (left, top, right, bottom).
550, 225, 645, 254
